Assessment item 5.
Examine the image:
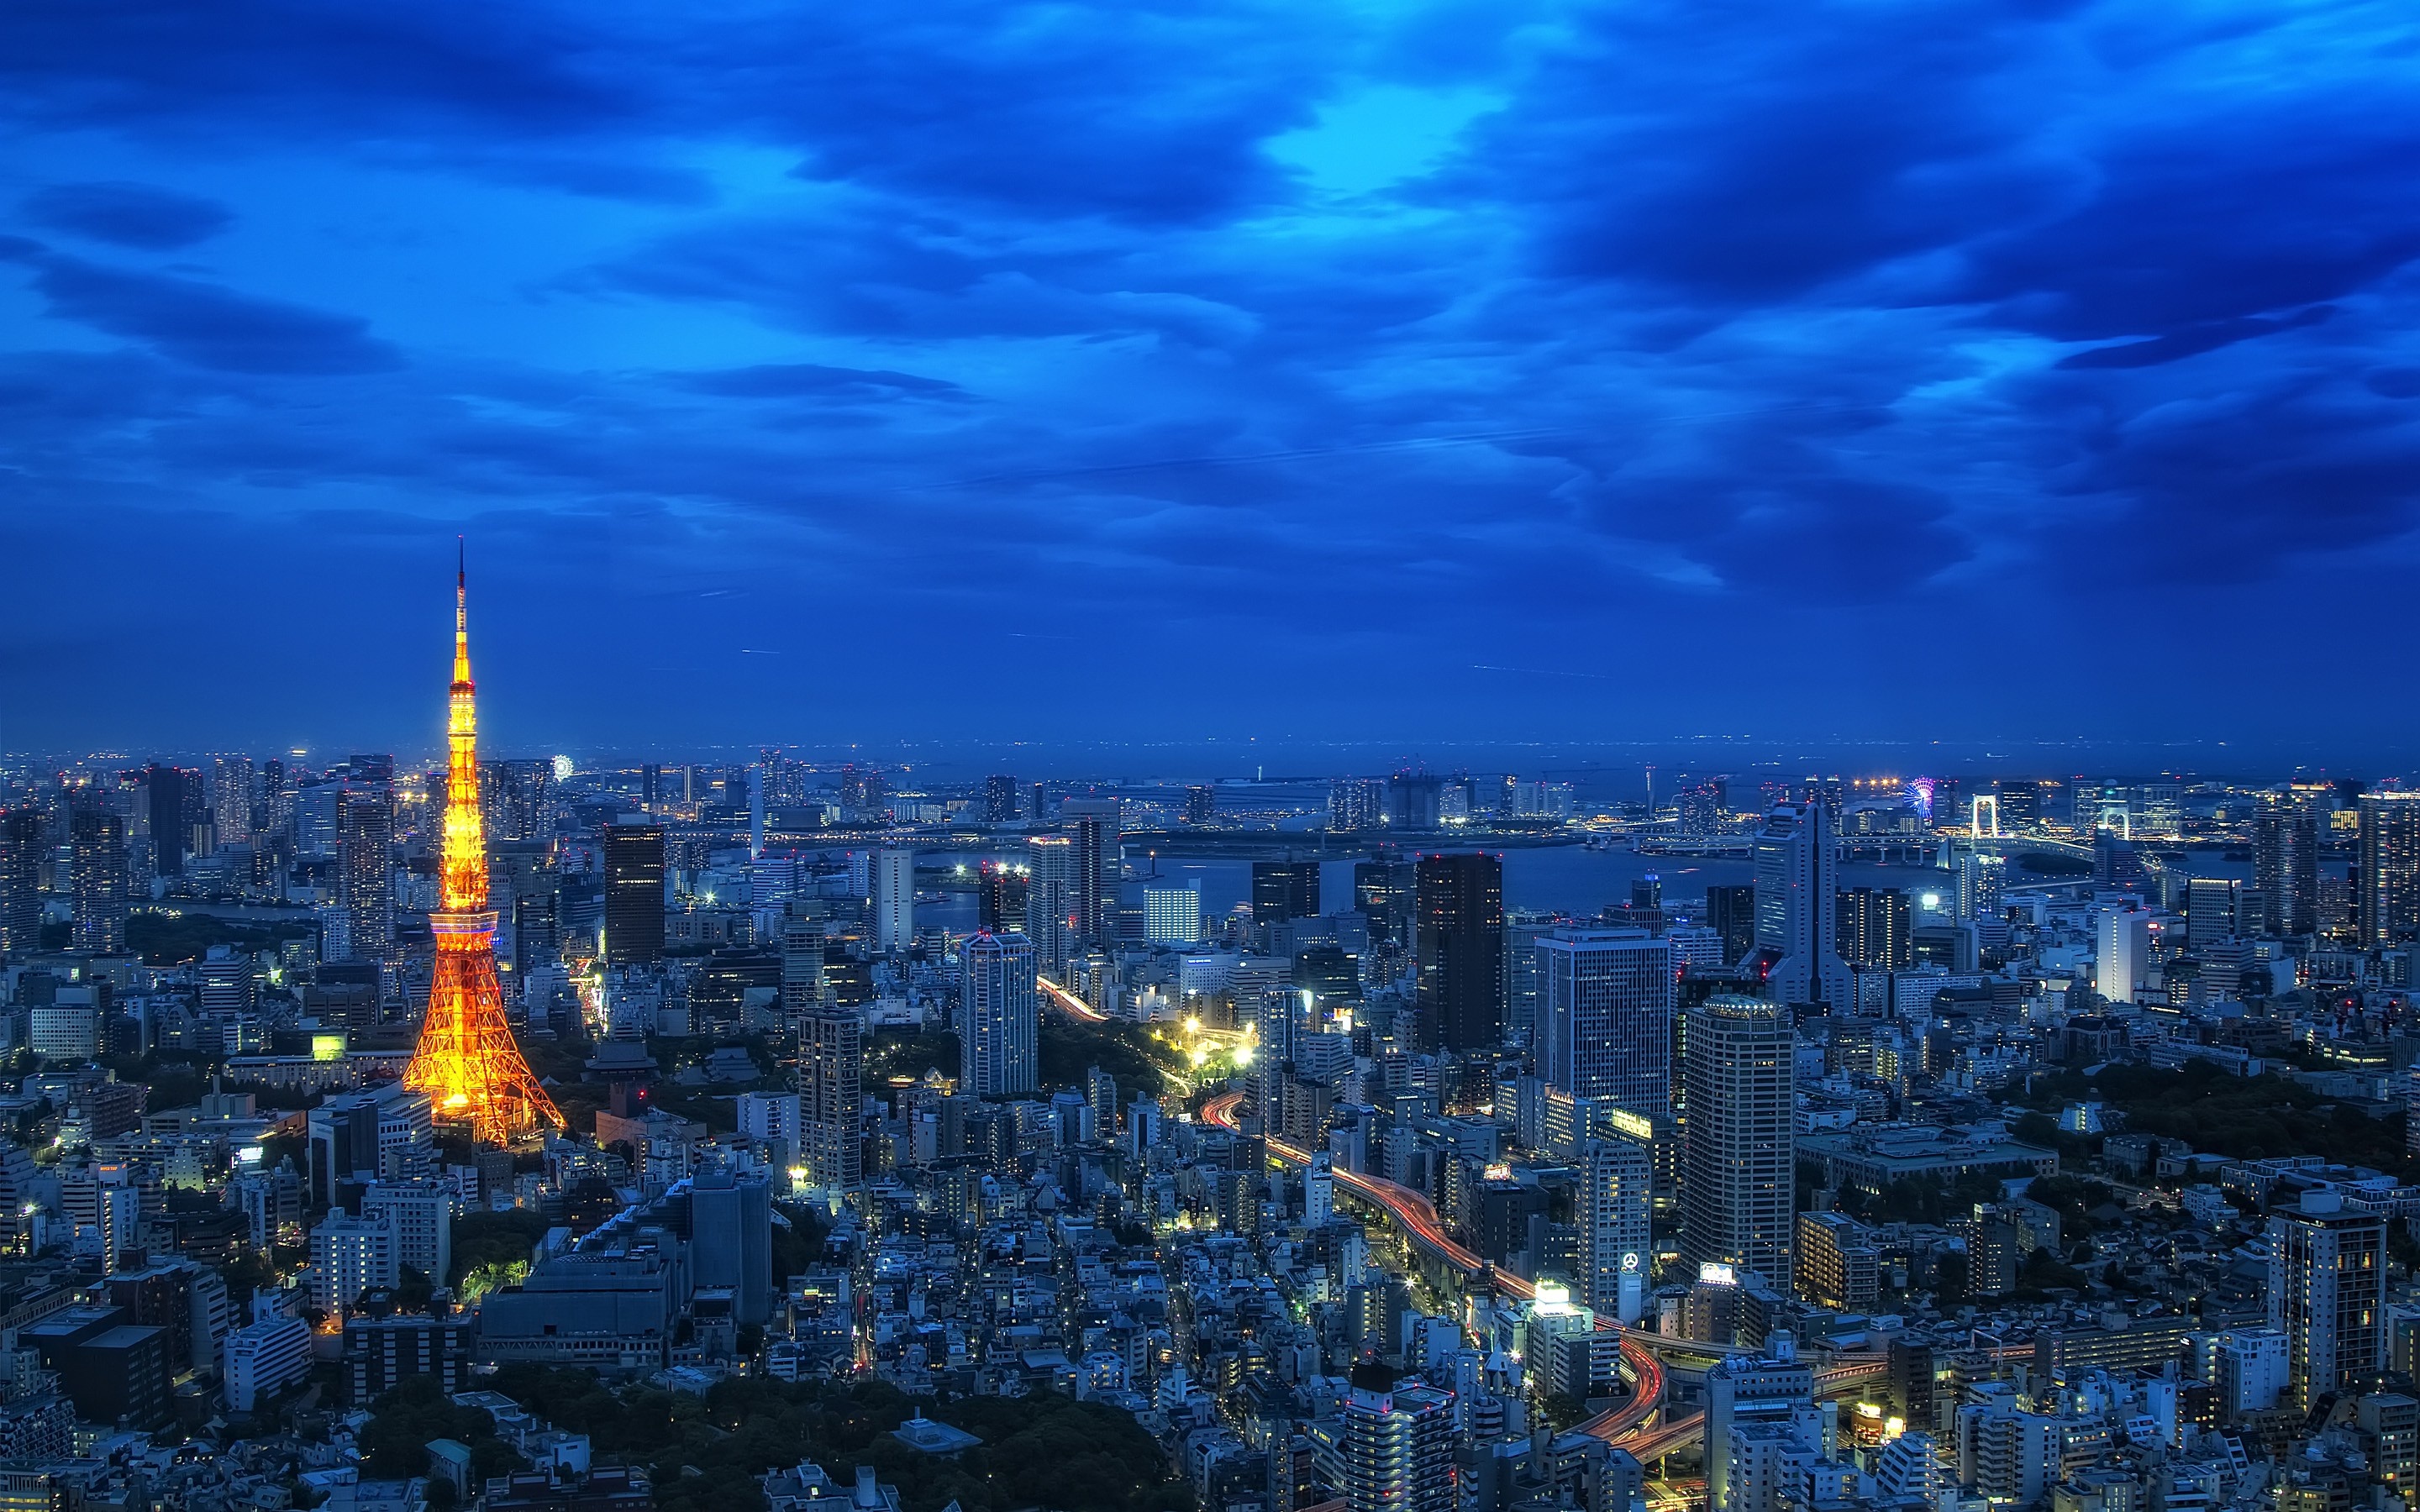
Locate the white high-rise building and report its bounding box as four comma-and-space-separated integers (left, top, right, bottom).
1536, 928, 1675, 1118
1757, 804, 1851, 1009
875, 848, 915, 955
1306, 1153, 1334, 1226
1575, 1125, 1653, 1321
1023, 834, 1076, 975
360, 1180, 452, 1284
2096, 907, 2149, 1004
1144, 883, 1203, 944
309, 1207, 400, 1316
961, 931, 1039, 1097
1683, 995, 1795, 1285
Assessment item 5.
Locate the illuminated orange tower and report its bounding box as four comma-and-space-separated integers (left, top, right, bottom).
404, 544, 566, 1144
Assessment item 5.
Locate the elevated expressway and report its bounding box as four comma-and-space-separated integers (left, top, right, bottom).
1197, 1091, 1886, 1462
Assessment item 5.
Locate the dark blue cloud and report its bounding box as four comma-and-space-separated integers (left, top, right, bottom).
22, 181, 231, 248
0, 240, 400, 373
3, 0, 2420, 757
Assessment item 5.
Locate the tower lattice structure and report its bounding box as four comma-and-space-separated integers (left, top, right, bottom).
404, 547, 566, 1145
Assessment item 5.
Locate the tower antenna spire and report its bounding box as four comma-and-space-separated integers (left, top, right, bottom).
410, 538, 564, 1144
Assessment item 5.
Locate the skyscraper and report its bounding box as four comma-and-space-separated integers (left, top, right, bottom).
338, 788, 395, 965
602, 822, 666, 966
1535, 928, 1675, 1118
0, 807, 39, 953
1023, 833, 1076, 976
1575, 1122, 1654, 1320
1415, 852, 1504, 1053
1252, 859, 1320, 924
1682, 995, 1795, 1284
2358, 792, 2420, 948
977, 859, 1028, 933
146, 764, 194, 878
70, 808, 128, 953
981, 775, 1018, 824
1182, 785, 1216, 827
1755, 804, 1851, 1010
1328, 780, 1384, 832
2256, 788, 2323, 937
875, 848, 915, 955
1059, 796, 1122, 942
797, 1004, 862, 1189
1836, 886, 1911, 969
402, 550, 566, 1145
778, 904, 824, 1019
2096, 907, 2149, 1005
961, 932, 1039, 1097
2186, 877, 2244, 950
1705, 883, 1756, 967
212, 756, 254, 848
2269, 1189, 2386, 1409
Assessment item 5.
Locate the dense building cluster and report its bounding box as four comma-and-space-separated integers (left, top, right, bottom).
8, 592, 2420, 1512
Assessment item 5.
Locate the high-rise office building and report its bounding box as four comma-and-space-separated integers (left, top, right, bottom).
1144, 883, 1203, 944
875, 848, 915, 955
2096, 908, 2149, 1005
977, 859, 1028, 933
1682, 995, 1794, 1284
1182, 785, 1216, 827
1836, 886, 1912, 969
2359, 793, 2420, 948
338, 789, 395, 964
1336, 1370, 1458, 1512
2186, 877, 2244, 950
1954, 850, 2005, 922
1355, 858, 1417, 948
1535, 928, 1675, 1119
690, 1166, 773, 1326
2257, 788, 2323, 937
981, 775, 1018, 824
1023, 834, 1076, 975
1059, 797, 1122, 942
2269, 1189, 2386, 1408
70, 808, 128, 954
1386, 774, 1444, 832
1754, 805, 1851, 1009
1994, 780, 2043, 831
1705, 884, 1756, 967
0, 807, 39, 954
1415, 853, 1504, 1053
798, 1004, 862, 1189
146, 764, 194, 878
1576, 1124, 1654, 1320
602, 822, 666, 966
1252, 860, 1320, 924
961, 932, 1039, 1097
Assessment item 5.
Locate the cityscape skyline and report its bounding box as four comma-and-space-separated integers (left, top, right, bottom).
7, 6, 2420, 1512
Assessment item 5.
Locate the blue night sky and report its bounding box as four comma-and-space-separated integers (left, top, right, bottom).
3, 1, 2417, 766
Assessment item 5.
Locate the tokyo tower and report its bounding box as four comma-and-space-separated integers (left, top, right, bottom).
404, 545, 566, 1145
